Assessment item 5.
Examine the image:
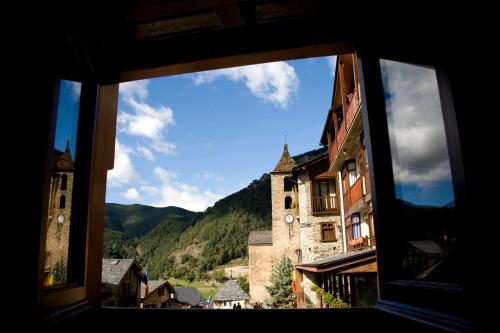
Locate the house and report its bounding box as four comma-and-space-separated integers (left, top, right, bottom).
295, 53, 378, 308
213, 280, 251, 309
140, 280, 175, 309
101, 259, 142, 307
19, 0, 483, 330
168, 287, 203, 309
249, 145, 346, 306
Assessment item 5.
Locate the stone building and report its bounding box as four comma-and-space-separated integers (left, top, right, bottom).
141, 280, 176, 308
213, 279, 251, 309
101, 259, 142, 307
248, 145, 343, 306
43, 142, 74, 286
295, 53, 377, 308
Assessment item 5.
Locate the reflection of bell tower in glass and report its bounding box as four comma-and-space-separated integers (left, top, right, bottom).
270, 144, 300, 264
44, 141, 74, 286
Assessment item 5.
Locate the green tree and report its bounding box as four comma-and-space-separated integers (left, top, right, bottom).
237, 276, 249, 294
53, 258, 67, 285
265, 256, 296, 308
213, 268, 227, 283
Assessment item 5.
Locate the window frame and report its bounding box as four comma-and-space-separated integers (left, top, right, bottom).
320, 222, 336, 242
357, 50, 468, 325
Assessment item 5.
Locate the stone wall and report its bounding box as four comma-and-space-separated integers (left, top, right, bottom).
297, 171, 343, 263
45, 171, 73, 274
271, 173, 300, 264
142, 286, 171, 308
248, 244, 273, 304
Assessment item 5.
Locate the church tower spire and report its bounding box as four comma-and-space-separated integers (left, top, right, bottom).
272, 144, 297, 173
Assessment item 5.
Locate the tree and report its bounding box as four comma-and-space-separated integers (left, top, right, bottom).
265, 256, 296, 308
53, 258, 67, 285
213, 268, 227, 283
237, 276, 249, 294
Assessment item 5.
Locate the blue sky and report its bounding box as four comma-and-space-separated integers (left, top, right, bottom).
53, 57, 455, 210
105, 56, 337, 211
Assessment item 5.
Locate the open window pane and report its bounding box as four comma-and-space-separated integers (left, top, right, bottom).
43, 80, 81, 287
380, 60, 458, 282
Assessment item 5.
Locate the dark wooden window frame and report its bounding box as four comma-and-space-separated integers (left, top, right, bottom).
34, 33, 474, 331
320, 222, 336, 242
310, 178, 338, 215
358, 51, 469, 329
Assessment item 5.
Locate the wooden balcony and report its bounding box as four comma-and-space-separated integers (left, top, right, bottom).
345, 88, 360, 129
362, 170, 371, 196
347, 236, 370, 252
312, 196, 338, 214
327, 88, 360, 165
344, 176, 363, 211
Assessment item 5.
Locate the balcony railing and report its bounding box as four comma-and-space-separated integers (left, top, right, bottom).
312, 196, 338, 214
362, 169, 371, 196
327, 88, 361, 164
345, 88, 360, 129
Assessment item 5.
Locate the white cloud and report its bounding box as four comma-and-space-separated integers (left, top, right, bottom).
140, 185, 159, 196
192, 61, 299, 108
118, 97, 176, 155
122, 187, 142, 201
136, 145, 155, 160
70, 81, 82, 100
107, 140, 137, 188
326, 56, 337, 79
119, 80, 150, 100
195, 173, 224, 182
381, 59, 452, 188
152, 167, 223, 212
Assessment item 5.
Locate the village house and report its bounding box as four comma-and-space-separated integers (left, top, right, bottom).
101, 259, 142, 307
140, 280, 175, 308
248, 145, 344, 306
213, 280, 251, 309
295, 53, 377, 308
249, 53, 377, 308
168, 287, 203, 309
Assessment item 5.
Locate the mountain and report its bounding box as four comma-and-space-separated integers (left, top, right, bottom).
105, 204, 197, 237
103, 173, 271, 280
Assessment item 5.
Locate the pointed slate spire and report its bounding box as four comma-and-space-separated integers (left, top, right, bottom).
56, 140, 74, 170
272, 144, 297, 173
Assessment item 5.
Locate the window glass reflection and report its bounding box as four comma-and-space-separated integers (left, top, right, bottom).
43, 80, 81, 287
380, 60, 458, 282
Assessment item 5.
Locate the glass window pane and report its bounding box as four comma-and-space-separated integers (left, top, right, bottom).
43, 79, 81, 287
380, 59, 454, 207
380, 59, 458, 282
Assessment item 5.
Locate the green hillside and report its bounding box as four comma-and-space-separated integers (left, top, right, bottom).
103, 173, 271, 280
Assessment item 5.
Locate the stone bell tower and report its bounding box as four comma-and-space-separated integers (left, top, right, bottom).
270, 144, 301, 264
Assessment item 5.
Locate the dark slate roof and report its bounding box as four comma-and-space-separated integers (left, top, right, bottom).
408, 241, 442, 255
297, 248, 376, 268
292, 146, 328, 167
102, 259, 141, 286
248, 230, 272, 245
272, 144, 297, 173
54, 142, 74, 170
213, 280, 251, 301
141, 280, 175, 298
174, 287, 202, 306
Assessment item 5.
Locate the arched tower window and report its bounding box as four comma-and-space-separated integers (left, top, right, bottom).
59, 195, 66, 209
61, 174, 68, 190
285, 196, 292, 209
284, 177, 292, 192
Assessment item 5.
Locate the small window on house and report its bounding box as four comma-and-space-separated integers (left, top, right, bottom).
321, 222, 336, 242
352, 214, 361, 239
285, 196, 293, 209
59, 195, 66, 209
284, 177, 293, 191
61, 174, 68, 190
